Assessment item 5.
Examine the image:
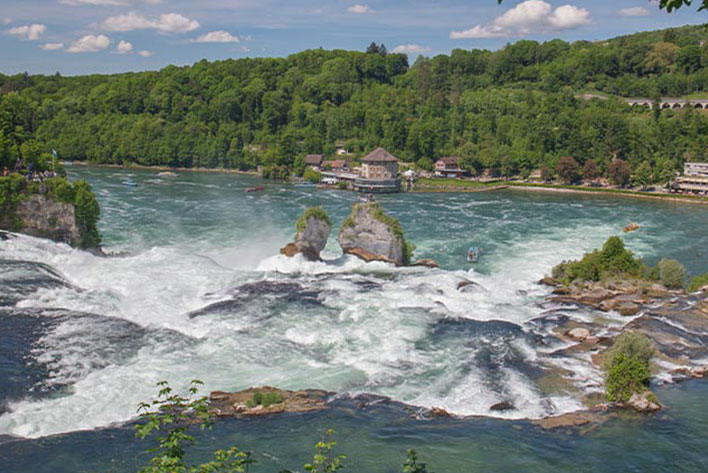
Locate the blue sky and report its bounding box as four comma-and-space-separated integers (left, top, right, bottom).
1, 0, 706, 76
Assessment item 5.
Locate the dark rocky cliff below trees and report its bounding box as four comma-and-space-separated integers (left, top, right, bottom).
0, 174, 101, 250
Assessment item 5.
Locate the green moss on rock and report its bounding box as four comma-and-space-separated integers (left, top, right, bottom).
296, 206, 331, 233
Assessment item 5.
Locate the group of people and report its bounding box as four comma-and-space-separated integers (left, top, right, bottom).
2, 158, 58, 181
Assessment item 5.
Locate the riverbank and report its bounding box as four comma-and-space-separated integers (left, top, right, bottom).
69, 160, 260, 177
413, 177, 708, 205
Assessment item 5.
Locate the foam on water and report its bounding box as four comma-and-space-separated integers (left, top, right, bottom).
0, 220, 623, 437
1, 169, 705, 439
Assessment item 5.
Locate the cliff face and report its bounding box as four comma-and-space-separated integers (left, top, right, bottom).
2, 194, 82, 246
338, 203, 406, 265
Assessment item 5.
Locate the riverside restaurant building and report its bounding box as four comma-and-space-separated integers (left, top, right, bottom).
354, 147, 401, 193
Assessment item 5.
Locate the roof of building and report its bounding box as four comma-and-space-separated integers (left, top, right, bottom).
436, 156, 459, 165
362, 147, 398, 163
305, 154, 324, 165
323, 160, 347, 168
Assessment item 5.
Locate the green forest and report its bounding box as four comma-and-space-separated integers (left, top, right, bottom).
2, 25, 708, 181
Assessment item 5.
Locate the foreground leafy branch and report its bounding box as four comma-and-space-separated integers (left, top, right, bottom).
135, 381, 433, 473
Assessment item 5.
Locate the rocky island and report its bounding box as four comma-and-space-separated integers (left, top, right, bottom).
338, 202, 414, 266
0, 173, 101, 250
280, 206, 332, 261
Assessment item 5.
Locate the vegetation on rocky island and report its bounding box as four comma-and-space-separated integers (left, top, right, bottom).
246, 389, 284, 408
552, 236, 645, 283
0, 173, 101, 248
134, 381, 432, 473
3, 25, 708, 183
687, 272, 708, 292
296, 206, 332, 233
603, 332, 655, 402
552, 236, 689, 289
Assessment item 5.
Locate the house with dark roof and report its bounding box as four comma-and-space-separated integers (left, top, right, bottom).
434, 156, 465, 178
305, 154, 324, 169
354, 147, 401, 193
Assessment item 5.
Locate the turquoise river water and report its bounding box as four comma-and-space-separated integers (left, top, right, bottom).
1, 166, 708, 472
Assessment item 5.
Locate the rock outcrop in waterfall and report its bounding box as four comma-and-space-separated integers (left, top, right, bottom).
338, 202, 413, 266
280, 206, 332, 261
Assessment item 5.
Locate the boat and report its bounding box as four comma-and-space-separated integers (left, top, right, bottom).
358, 193, 376, 203
623, 223, 640, 233
467, 246, 480, 263
157, 171, 177, 177
246, 186, 265, 193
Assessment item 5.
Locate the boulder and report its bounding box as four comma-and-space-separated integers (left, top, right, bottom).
411, 258, 438, 268
567, 327, 591, 341
280, 207, 331, 261
539, 276, 558, 286
490, 401, 515, 412
428, 407, 451, 417
338, 203, 410, 266
616, 301, 641, 316
627, 391, 661, 413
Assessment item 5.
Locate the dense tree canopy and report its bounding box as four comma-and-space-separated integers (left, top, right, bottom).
2, 25, 708, 184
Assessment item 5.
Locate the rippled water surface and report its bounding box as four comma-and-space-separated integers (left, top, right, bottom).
2, 166, 708, 472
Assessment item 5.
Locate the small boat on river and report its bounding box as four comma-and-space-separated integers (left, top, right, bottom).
623, 223, 640, 233
157, 171, 178, 177
467, 246, 480, 263
246, 186, 265, 193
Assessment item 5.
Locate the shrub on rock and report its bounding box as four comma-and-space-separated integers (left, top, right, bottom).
657, 258, 686, 289
604, 332, 654, 402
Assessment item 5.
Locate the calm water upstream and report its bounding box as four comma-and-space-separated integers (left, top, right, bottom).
1, 166, 708, 472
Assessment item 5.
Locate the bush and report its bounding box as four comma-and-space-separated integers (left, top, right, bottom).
657, 258, 686, 289
247, 389, 284, 408
555, 156, 581, 184
73, 180, 101, 249
605, 353, 652, 402
552, 236, 643, 283
303, 167, 322, 183
604, 332, 654, 402
687, 273, 708, 293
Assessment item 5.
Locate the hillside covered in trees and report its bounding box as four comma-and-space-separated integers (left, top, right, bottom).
2, 25, 708, 181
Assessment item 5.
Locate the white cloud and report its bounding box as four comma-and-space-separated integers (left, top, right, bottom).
450, 0, 590, 39
116, 39, 133, 53
101, 12, 199, 33
347, 4, 373, 14
137, 49, 154, 56
2, 18, 12, 25
193, 30, 240, 43
617, 6, 650, 17
392, 44, 432, 54
41, 42, 64, 50
66, 34, 111, 52
6, 24, 46, 41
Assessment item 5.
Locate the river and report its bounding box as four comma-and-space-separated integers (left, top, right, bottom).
2, 166, 708, 472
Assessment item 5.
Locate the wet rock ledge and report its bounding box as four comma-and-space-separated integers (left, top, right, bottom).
210, 386, 329, 417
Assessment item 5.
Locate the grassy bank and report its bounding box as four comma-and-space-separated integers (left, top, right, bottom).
414, 177, 708, 205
